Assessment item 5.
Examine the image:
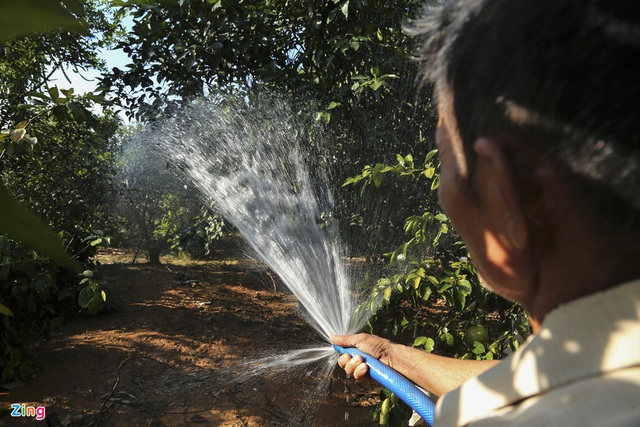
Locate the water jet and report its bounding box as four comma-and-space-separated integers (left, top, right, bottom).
158, 96, 434, 424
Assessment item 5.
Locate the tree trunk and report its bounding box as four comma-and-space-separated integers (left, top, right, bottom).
147, 239, 164, 264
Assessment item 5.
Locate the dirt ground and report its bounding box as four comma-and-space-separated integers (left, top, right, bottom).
1, 249, 380, 426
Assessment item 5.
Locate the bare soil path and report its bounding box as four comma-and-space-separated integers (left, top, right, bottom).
1, 250, 379, 426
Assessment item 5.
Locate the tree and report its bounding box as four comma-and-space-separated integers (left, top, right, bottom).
104, 0, 436, 256
0, 0, 123, 382
0, 0, 123, 267
102, 0, 425, 111
114, 127, 219, 264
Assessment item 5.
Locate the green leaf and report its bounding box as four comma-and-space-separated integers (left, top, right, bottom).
423, 166, 435, 178
455, 288, 467, 309
315, 111, 331, 124
340, 0, 349, 18
457, 278, 472, 294
85, 93, 107, 104
426, 275, 439, 285
379, 397, 391, 425
26, 91, 49, 101
342, 177, 356, 187
377, 278, 392, 286
0, 183, 79, 272
48, 86, 60, 102
423, 337, 435, 352
62, 0, 86, 17
442, 331, 455, 347
60, 87, 75, 97
68, 102, 88, 122
423, 286, 432, 301
0, 303, 14, 316
434, 213, 448, 222
0, 0, 86, 42
383, 286, 392, 302
398, 316, 408, 329
413, 336, 428, 347
372, 170, 384, 187
78, 285, 94, 309
424, 149, 438, 163
437, 281, 454, 293
472, 341, 486, 354
430, 174, 440, 191
413, 276, 421, 288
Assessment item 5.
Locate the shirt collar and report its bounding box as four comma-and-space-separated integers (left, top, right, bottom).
435, 279, 640, 427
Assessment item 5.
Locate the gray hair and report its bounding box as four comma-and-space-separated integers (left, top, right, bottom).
409, 0, 640, 229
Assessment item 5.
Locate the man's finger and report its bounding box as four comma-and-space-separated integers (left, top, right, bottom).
337, 353, 352, 369
353, 362, 369, 380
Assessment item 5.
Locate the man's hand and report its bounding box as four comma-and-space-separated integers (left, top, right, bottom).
331, 333, 394, 379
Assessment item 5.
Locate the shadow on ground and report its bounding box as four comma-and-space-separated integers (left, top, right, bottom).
1, 253, 379, 426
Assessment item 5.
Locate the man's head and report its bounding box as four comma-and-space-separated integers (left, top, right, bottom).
412, 0, 640, 230
410, 0, 640, 323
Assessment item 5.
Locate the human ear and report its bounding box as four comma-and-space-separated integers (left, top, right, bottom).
472, 137, 529, 251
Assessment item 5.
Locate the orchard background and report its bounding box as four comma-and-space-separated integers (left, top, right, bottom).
1, 1, 529, 425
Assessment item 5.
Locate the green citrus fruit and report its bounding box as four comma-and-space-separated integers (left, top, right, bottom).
464, 325, 489, 344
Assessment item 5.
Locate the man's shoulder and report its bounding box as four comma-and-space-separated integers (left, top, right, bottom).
440, 365, 640, 426
435, 279, 640, 427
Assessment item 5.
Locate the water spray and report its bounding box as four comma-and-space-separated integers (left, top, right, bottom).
157, 97, 434, 424
333, 345, 436, 426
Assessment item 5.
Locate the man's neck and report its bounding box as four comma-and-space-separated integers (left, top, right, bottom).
528, 233, 640, 334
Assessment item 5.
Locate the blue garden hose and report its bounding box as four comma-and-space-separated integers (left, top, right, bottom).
333, 344, 435, 426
